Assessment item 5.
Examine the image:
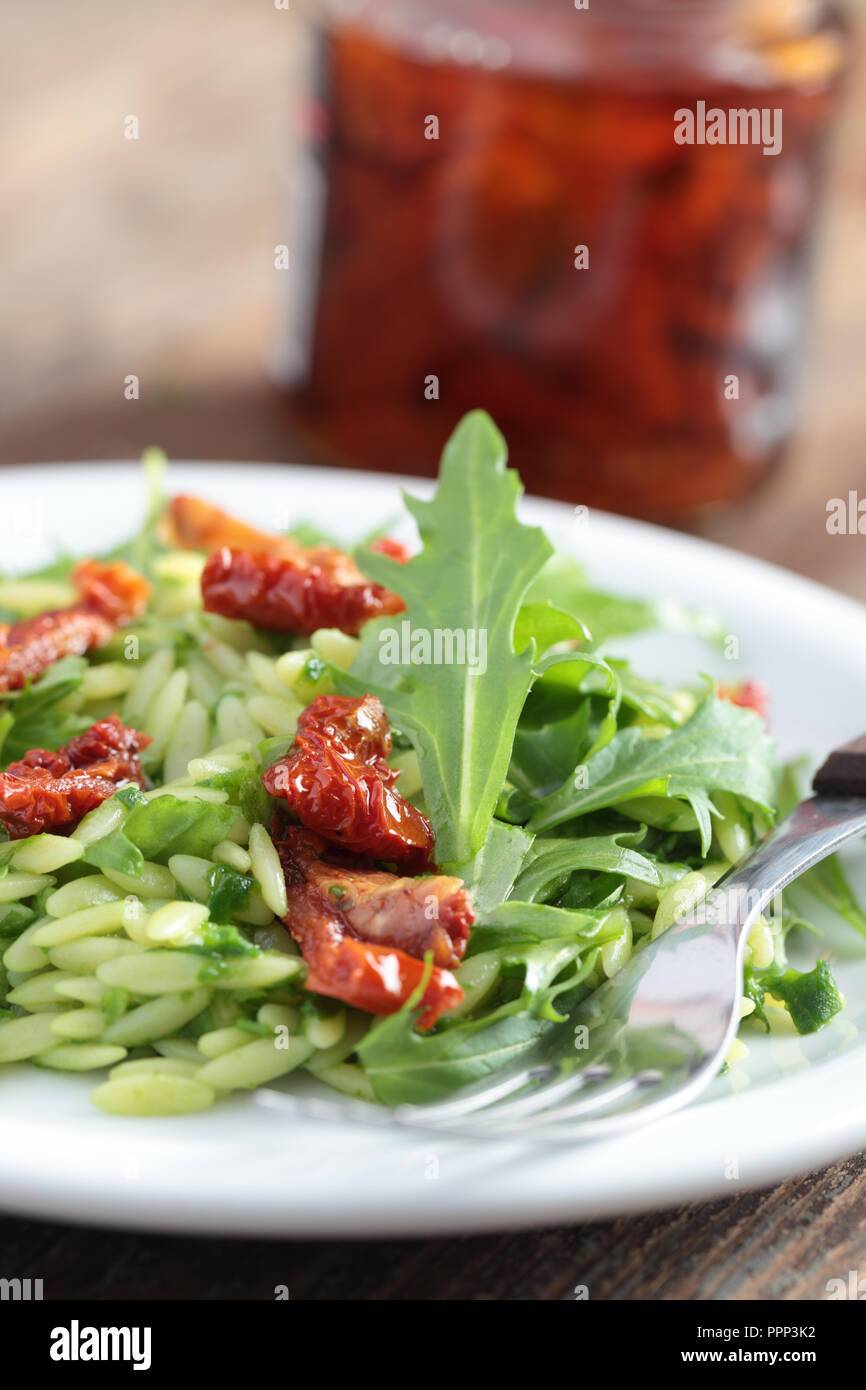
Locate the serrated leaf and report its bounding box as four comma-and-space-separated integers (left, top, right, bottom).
526, 692, 776, 853
341, 411, 552, 868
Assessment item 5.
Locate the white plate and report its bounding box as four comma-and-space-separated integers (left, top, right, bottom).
2, 460, 866, 1237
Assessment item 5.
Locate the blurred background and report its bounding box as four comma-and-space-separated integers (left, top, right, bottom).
1, 0, 864, 592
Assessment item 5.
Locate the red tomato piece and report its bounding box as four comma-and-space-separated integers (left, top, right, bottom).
201, 547, 405, 637
718, 680, 769, 721
273, 825, 469, 1029
263, 693, 435, 871
0, 559, 151, 692
165, 494, 405, 636
0, 715, 151, 838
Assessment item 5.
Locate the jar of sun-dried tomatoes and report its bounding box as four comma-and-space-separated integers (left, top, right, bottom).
275, 0, 849, 517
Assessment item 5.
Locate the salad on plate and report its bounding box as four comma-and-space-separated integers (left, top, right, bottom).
0, 411, 860, 1116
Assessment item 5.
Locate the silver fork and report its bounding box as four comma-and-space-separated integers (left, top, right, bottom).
255, 734, 866, 1143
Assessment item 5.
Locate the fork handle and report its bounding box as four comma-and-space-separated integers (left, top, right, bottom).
813, 733, 866, 797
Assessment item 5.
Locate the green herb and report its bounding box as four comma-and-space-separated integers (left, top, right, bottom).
124, 795, 237, 862
194, 756, 270, 828
742, 967, 770, 1032
235, 1015, 273, 1038
100, 987, 130, 1023
206, 864, 255, 921
183, 922, 259, 981
764, 960, 844, 1035
295, 654, 334, 705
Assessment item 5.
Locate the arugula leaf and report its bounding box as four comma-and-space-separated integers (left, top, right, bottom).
512, 601, 588, 654
457, 819, 534, 917
356, 1003, 555, 1106
526, 691, 776, 853
512, 831, 661, 903
127, 448, 168, 577
613, 664, 687, 727
340, 411, 552, 868
789, 858, 866, 939
502, 604, 622, 810
357, 901, 613, 1101
468, 899, 613, 951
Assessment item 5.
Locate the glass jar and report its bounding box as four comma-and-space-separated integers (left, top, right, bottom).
275, 0, 849, 517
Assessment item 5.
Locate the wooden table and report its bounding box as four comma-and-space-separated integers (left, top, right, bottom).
1, 0, 865, 1301
0, 1153, 864, 1300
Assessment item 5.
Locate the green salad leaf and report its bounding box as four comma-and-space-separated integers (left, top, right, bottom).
512, 831, 661, 903
526, 690, 776, 852
356, 1003, 555, 1106
0, 657, 89, 763
457, 819, 534, 916
524, 552, 724, 646
81, 792, 237, 874
340, 411, 552, 869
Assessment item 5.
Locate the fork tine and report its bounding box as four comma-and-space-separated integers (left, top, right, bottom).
392, 1066, 550, 1123
483, 1068, 675, 1138
438, 1063, 614, 1129
508, 1075, 645, 1128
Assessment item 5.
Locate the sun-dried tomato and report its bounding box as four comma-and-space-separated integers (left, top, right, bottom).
71, 559, 152, 624
718, 680, 769, 722
263, 693, 434, 871
0, 609, 114, 692
164, 495, 304, 560
0, 559, 151, 692
201, 547, 404, 637
273, 825, 469, 1029
165, 494, 405, 636
0, 715, 151, 838
296, 828, 471, 967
